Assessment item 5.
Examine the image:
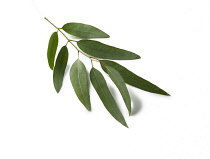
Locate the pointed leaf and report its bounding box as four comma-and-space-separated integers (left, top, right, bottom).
105, 66, 131, 115
77, 40, 140, 60
100, 60, 170, 96
62, 23, 110, 38
90, 68, 128, 127
47, 32, 58, 70
53, 46, 68, 93
70, 59, 91, 111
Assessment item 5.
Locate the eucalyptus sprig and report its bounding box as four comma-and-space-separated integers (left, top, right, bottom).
45, 17, 170, 127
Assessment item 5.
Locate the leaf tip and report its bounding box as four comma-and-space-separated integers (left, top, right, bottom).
122, 121, 129, 128
165, 92, 171, 96
136, 54, 141, 59
49, 63, 55, 70
125, 124, 129, 128
49, 65, 53, 70
160, 90, 170, 96
54, 82, 61, 93
55, 87, 60, 93
105, 34, 110, 38
85, 105, 91, 111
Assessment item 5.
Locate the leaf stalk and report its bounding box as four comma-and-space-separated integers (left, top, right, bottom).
44, 17, 98, 62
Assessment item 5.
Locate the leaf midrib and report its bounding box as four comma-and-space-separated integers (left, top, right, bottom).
92, 69, 122, 120
107, 67, 130, 112
107, 67, 125, 95
63, 28, 104, 37
102, 61, 164, 93
80, 41, 117, 56
124, 73, 152, 89
77, 61, 86, 105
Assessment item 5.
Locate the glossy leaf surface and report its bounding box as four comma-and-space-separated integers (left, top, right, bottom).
77, 40, 140, 60
70, 59, 91, 111
62, 23, 110, 38
106, 66, 131, 115
100, 60, 170, 96
90, 68, 128, 127
47, 32, 58, 70
53, 46, 68, 93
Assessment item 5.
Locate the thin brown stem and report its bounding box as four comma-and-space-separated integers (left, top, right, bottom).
65, 41, 69, 46
44, 17, 75, 42
91, 60, 94, 67
99, 61, 107, 67
68, 39, 97, 60
44, 17, 101, 63
44, 17, 58, 29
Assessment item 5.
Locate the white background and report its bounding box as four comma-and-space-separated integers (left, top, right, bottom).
0, 0, 210, 158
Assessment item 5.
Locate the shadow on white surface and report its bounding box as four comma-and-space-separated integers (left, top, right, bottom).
64, 64, 70, 76
109, 84, 143, 116
129, 90, 143, 116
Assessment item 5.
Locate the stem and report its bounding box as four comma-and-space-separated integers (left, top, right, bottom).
99, 61, 107, 67
91, 60, 94, 67
44, 17, 76, 42
44, 17, 58, 29
65, 41, 69, 46
44, 17, 99, 61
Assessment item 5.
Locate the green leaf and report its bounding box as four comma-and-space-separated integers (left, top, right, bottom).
77, 40, 140, 60
53, 46, 68, 93
70, 59, 91, 111
62, 23, 110, 38
100, 60, 170, 96
105, 66, 131, 115
90, 68, 128, 128
47, 32, 58, 70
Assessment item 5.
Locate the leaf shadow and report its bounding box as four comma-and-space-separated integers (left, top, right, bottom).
87, 71, 91, 90
108, 86, 124, 111
64, 64, 70, 76
109, 86, 117, 97
108, 85, 143, 116
129, 89, 143, 116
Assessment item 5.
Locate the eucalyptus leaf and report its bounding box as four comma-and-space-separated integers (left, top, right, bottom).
100, 60, 170, 96
105, 66, 131, 115
77, 40, 140, 60
90, 68, 128, 128
44, 18, 171, 127
53, 46, 68, 93
47, 32, 58, 70
70, 59, 91, 111
62, 23, 110, 38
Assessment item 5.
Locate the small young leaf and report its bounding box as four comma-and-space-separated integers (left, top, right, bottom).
53, 46, 68, 93
70, 59, 91, 111
77, 40, 140, 60
47, 32, 58, 70
90, 68, 128, 127
62, 23, 110, 38
100, 60, 170, 96
105, 66, 131, 115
